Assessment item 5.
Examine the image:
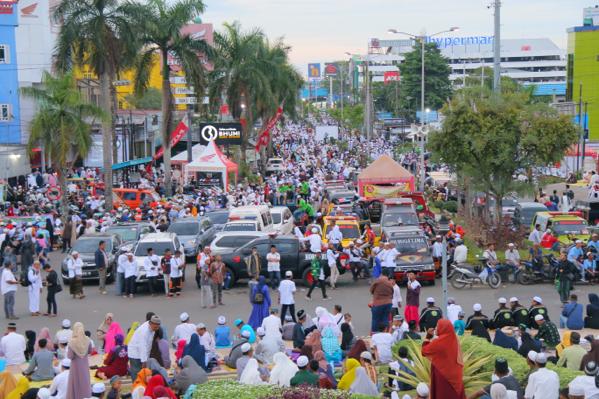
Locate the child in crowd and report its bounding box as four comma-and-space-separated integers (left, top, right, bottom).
454, 311, 466, 336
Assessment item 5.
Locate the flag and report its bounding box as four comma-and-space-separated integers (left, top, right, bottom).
145, 117, 189, 172
255, 106, 284, 152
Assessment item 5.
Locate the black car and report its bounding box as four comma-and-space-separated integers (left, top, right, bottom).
61, 233, 122, 283
220, 236, 331, 286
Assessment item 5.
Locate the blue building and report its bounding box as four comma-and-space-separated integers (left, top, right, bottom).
0, 0, 21, 144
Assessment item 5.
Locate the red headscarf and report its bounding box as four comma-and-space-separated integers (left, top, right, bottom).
175, 339, 186, 362
144, 375, 167, 399
421, 319, 464, 398
153, 385, 177, 399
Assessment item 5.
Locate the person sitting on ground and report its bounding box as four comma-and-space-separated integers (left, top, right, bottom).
214, 316, 231, 348
524, 352, 559, 399
492, 298, 515, 329
561, 294, 584, 330
349, 366, 379, 396
224, 329, 250, 369
466, 303, 491, 341
173, 355, 208, 394
528, 297, 550, 329
580, 337, 599, 372
95, 333, 128, 379
454, 311, 466, 336
468, 357, 523, 399
418, 297, 442, 332
337, 358, 360, 390
534, 314, 560, 348
401, 320, 422, 341
282, 315, 296, 341
517, 325, 541, 359
292, 310, 308, 350
510, 297, 529, 328
493, 327, 518, 352
557, 332, 586, 371
22, 338, 55, 381
585, 293, 599, 329
568, 360, 599, 398
359, 351, 377, 385
290, 356, 319, 387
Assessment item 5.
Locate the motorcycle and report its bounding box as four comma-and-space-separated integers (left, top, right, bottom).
450, 258, 502, 289
516, 257, 555, 285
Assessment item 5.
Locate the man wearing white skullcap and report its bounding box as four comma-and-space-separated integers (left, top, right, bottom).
527, 296, 549, 328
419, 297, 442, 332
416, 382, 430, 398
172, 312, 196, 345
493, 297, 514, 329
509, 297, 529, 327
300, 227, 323, 253
524, 350, 559, 399
466, 303, 491, 341
49, 358, 71, 399
290, 355, 319, 387
534, 313, 560, 347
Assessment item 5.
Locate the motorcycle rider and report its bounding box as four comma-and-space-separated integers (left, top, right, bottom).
453, 239, 468, 266
492, 297, 515, 328
528, 296, 550, 329
568, 240, 586, 282
482, 243, 499, 267
510, 297, 530, 327
418, 297, 443, 332
528, 242, 545, 272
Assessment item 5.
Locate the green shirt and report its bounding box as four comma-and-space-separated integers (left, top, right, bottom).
290, 369, 319, 387
556, 344, 587, 370
536, 321, 560, 347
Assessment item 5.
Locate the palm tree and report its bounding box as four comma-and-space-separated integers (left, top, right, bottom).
21, 72, 104, 220
131, 0, 211, 197
53, 0, 140, 210
209, 22, 273, 165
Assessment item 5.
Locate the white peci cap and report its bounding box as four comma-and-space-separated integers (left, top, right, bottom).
533, 296, 543, 304
426, 297, 435, 303
256, 327, 266, 336
62, 319, 71, 328
196, 323, 206, 330
534, 314, 544, 321
91, 383, 105, 394
473, 303, 482, 311
217, 316, 226, 325
498, 297, 507, 304
527, 351, 538, 362
297, 355, 309, 367
180, 312, 189, 322
61, 358, 71, 368
360, 351, 372, 361
241, 343, 251, 353
535, 352, 547, 364
509, 297, 518, 303
416, 383, 430, 396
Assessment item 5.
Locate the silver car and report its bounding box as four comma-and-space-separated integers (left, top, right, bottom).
167, 217, 216, 258
209, 231, 268, 256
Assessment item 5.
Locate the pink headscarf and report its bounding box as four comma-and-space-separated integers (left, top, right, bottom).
35, 327, 53, 352
104, 321, 124, 354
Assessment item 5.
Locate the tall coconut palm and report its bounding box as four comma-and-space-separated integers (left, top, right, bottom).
21, 72, 105, 220
210, 22, 273, 165
53, 0, 140, 210
131, 0, 211, 197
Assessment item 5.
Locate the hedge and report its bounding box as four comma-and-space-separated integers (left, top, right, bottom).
191, 380, 378, 399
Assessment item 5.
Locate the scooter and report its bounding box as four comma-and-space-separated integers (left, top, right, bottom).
450, 258, 502, 289
516, 259, 554, 285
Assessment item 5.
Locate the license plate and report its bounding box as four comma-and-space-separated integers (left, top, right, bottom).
83, 272, 92, 276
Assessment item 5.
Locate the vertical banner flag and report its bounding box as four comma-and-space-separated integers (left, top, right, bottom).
324, 63, 339, 77
384, 71, 400, 84
255, 106, 284, 152
145, 117, 189, 172
307, 63, 321, 79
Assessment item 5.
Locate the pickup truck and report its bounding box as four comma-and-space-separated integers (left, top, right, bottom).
220, 235, 341, 286
384, 226, 436, 284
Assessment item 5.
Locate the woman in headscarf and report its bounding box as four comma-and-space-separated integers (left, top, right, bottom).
34, 327, 53, 352
517, 325, 541, 358
337, 358, 360, 390
131, 368, 152, 399
66, 322, 92, 399
5, 377, 29, 399
555, 330, 572, 358
585, 293, 599, 328
315, 307, 338, 334
0, 371, 17, 399
152, 386, 177, 399
300, 344, 313, 360
349, 367, 379, 396
304, 330, 322, 353
20, 233, 35, 272
143, 375, 168, 399
248, 276, 271, 330
175, 339, 186, 362
182, 333, 207, 371
421, 319, 465, 399
580, 338, 599, 371
95, 334, 128, 379
103, 321, 124, 355
313, 350, 336, 388
239, 358, 266, 385
269, 352, 299, 387
321, 326, 342, 364
149, 329, 170, 369
346, 339, 368, 361
490, 383, 508, 399
25, 330, 36, 361
174, 355, 208, 394
124, 321, 139, 345
340, 323, 355, 352
97, 313, 113, 351
492, 328, 518, 352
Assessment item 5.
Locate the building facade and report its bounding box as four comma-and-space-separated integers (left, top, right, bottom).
0, 0, 22, 144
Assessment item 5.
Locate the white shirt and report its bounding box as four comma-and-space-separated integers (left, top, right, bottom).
528, 230, 541, 245
198, 252, 210, 269
327, 225, 343, 244
524, 367, 559, 399
392, 284, 402, 308
454, 245, 468, 264
326, 249, 338, 265
199, 332, 216, 354
172, 323, 196, 344
123, 259, 138, 279
28, 268, 42, 291
170, 256, 184, 278
278, 279, 296, 305
302, 234, 322, 253
261, 315, 282, 338
1, 268, 17, 295
447, 303, 463, 324
382, 248, 400, 268
0, 332, 26, 365
432, 242, 443, 257
569, 375, 599, 398
371, 332, 394, 364
266, 252, 281, 272
54, 329, 72, 345
391, 322, 409, 343
67, 257, 83, 278
49, 370, 69, 399
505, 249, 520, 265
117, 253, 128, 274
128, 321, 154, 362
144, 255, 160, 277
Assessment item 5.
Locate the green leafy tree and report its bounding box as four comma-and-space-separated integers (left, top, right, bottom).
398, 43, 452, 118
21, 72, 105, 219
132, 0, 211, 197
428, 87, 578, 222
125, 88, 162, 110
53, 0, 140, 210
328, 104, 364, 131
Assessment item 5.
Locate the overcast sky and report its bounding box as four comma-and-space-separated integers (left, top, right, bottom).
202, 0, 591, 75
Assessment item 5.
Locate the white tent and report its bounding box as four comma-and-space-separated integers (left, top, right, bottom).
172, 144, 206, 165
183, 140, 238, 192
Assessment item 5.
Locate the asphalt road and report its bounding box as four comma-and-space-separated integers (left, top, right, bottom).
4, 250, 595, 339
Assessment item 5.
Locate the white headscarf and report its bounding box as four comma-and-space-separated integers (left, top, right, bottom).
490, 383, 508, 399
68, 322, 90, 358
269, 352, 299, 387
349, 367, 379, 396
239, 358, 266, 386
315, 306, 338, 335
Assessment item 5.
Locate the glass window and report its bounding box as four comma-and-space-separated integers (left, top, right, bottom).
134, 241, 175, 256
276, 242, 296, 253
215, 237, 238, 247
167, 222, 199, 235
0, 104, 9, 121
235, 236, 261, 247
122, 192, 137, 201
0, 45, 8, 64
72, 238, 112, 253
106, 226, 138, 242
206, 212, 229, 225
271, 213, 282, 224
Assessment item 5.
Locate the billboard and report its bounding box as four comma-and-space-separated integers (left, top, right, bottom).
199, 123, 243, 145
307, 63, 321, 79
324, 63, 339, 77
384, 71, 400, 84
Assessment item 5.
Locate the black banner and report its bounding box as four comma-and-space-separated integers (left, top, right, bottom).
199, 123, 243, 145
195, 171, 223, 188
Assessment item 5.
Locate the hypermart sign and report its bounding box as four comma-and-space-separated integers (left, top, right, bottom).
428, 35, 494, 48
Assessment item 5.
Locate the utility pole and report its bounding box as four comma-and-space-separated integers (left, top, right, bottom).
186, 105, 193, 163
577, 83, 583, 172
419, 36, 426, 191
493, 0, 501, 93
582, 101, 588, 169
363, 61, 371, 140
329, 76, 333, 108
340, 66, 344, 120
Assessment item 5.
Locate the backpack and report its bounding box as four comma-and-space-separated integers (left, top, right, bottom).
253, 289, 264, 304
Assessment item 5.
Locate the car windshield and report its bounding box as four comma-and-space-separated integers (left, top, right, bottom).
134, 242, 175, 256
501, 198, 517, 207
106, 226, 138, 242
271, 213, 282, 224
332, 224, 360, 239
223, 223, 257, 232
390, 237, 428, 254
167, 223, 199, 236
382, 212, 419, 227
72, 238, 112, 253
206, 212, 229, 225
552, 221, 589, 235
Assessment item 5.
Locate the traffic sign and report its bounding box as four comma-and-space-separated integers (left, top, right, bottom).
174, 87, 195, 95
175, 97, 198, 105
113, 80, 130, 86
169, 76, 187, 84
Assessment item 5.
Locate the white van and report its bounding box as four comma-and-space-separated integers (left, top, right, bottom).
228, 205, 275, 232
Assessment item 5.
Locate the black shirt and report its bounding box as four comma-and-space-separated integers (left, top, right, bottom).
484, 375, 523, 399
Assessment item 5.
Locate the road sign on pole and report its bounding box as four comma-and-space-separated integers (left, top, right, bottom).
175, 97, 198, 105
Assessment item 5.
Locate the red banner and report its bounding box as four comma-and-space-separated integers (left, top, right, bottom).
145, 118, 189, 172
384, 71, 400, 84
255, 106, 283, 152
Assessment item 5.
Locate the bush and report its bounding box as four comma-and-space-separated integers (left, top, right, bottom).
442, 200, 458, 213
432, 200, 444, 211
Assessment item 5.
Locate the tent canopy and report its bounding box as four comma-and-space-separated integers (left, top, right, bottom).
172, 144, 206, 164
358, 154, 413, 183
184, 140, 238, 191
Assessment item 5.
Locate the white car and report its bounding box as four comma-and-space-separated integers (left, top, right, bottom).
209, 231, 268, 256
132, 232, 184, 283
271, 206, 294, 234
265, 157, 285, 174
222, 220, 261, 232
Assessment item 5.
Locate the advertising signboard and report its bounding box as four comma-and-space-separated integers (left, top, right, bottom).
307, 63, 321, 79
384, 71, 400, 84
199, 123, 243, 145
196, 171, 223, 188
324, 63, 339, 77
